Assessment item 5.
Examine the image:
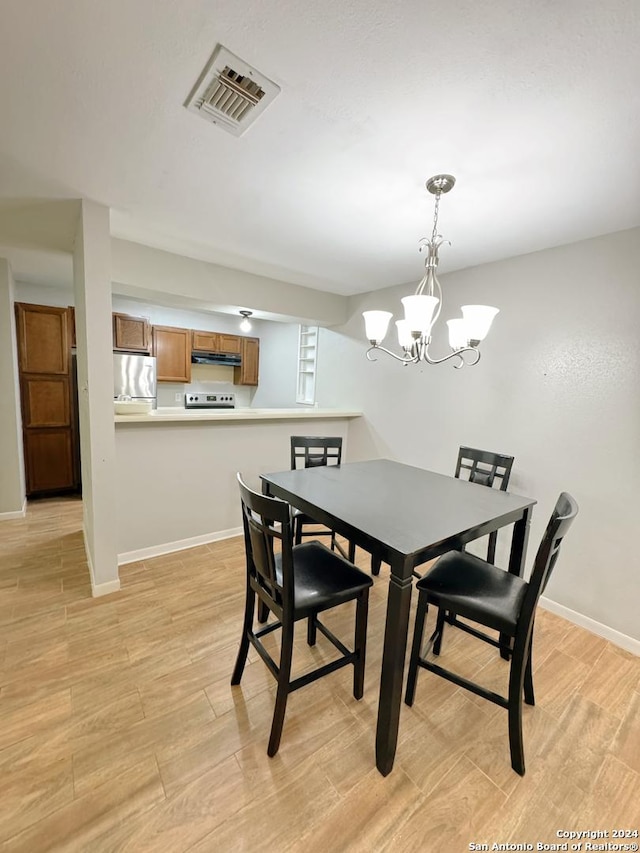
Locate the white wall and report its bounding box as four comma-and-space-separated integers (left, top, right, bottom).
12, 280, 73, 308
115, 417, 353, 559
0, 258, 26, 515
249, 321, 301, 408
111, 238, 348, 326
73, 201, 119, 595
317, 227, 640, 644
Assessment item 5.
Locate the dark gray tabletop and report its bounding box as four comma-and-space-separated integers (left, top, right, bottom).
262, 458, 536, 566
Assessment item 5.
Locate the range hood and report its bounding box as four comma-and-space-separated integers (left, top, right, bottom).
191, 352, 241, 367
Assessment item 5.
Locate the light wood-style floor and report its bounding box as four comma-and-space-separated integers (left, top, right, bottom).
1, 497, 639, 852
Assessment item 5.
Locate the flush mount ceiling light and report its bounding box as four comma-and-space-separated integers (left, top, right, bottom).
363, 175, 499, 369
239, 310, 253, 332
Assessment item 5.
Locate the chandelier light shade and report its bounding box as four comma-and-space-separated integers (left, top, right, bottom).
239, 310, 253, 332
363, 175, 499, 368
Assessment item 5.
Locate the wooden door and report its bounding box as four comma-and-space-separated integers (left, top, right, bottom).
153, 326, 192, 382
234, 337, 260, 386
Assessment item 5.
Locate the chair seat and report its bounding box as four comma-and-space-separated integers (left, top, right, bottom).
275, 541, 373, 618
417, 550, 527, 635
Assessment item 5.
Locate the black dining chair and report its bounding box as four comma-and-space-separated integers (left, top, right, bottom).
369, 445, 515, 577
404, 492, 578, 775
290, 436, 350, 559
231, 473, 373, 757
455, 446, 515, 564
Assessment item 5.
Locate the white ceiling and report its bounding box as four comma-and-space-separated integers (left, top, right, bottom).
0, 0, 638, 295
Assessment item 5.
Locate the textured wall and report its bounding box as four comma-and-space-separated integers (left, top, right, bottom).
318, 228, 640, 642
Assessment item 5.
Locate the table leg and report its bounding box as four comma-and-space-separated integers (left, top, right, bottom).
500, 506, 533, 658
508, 505, 532, 579
376, 555, 413, 776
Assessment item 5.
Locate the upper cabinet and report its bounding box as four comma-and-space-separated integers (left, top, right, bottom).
16, 303, 69, 375
152, 325, 192, 383
234, 337, 260, 386
192, 330, 241, 354
113, 312, 151, 353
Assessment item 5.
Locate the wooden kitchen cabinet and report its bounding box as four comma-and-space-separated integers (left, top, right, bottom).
153, 325, 192, 382
192, 330, 241, 354
24, 429, 75, 494
192, 330, 218, 352
15, 302, 78, 496
21, 376, 71, 427
217, 333, 242, 354
113, 312, 151, 352
16, 303, 69, 374
234, 336, 260, 386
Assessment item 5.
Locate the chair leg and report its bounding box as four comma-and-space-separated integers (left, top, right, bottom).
268, 621, 294, 757
433, 607, 446, 656
348, 540, 356, 562
524, 630, 535, 706
353, 589, 369, 700
307, 612, 317, 646
405, 592, 429, 707
371, 555, 381, 576
257, 600, 269, 624
231, 585, 255, 685
294, 517, 302, 546
486, 530, 498, 565
507, 637, 527, 776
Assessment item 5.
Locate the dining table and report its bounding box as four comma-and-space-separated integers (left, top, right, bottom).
261, 458, 536, 776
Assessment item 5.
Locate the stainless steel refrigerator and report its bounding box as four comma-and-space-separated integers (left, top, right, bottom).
113, 353, 157, 407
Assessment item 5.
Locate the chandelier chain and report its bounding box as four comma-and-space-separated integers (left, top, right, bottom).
431, 190, 441, 244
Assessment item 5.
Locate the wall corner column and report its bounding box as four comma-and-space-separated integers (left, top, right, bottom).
73, 200, 119, 595
0, 257, 27, 517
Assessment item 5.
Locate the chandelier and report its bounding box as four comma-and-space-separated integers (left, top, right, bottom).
363, 175, 499, 368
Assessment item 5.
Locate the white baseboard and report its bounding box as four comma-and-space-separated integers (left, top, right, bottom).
92, 578, 122, 597
539, 596, 640, 657
117, 526, 243, 566
0, 499, 27, 520
83, 527, 121, 598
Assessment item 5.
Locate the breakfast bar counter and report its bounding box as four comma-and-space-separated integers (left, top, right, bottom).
114, 409, 362, 564
115, 407, 362, 424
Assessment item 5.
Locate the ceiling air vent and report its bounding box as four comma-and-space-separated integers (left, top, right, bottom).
185, 45, 280, 136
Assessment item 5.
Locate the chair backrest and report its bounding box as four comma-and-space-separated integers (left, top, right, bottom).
290, 436, 343, 471
517, 492, 579, 641
237, 473, 294, 614
455, 446, 514, 491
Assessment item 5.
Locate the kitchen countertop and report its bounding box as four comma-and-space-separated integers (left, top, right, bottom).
114, 407, 362, 424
